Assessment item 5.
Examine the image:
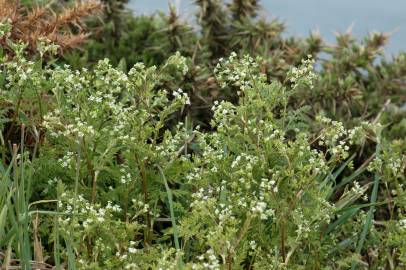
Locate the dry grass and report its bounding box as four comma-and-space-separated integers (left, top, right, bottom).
0, 0, 103, 56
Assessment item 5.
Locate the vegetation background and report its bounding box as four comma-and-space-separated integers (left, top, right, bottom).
0, 0, 405, 269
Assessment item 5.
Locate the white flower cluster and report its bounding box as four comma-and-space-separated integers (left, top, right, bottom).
190, 187, 214, 208
251, 201, 274, 220
58, 193, 121, 228
49, 66, 85, 98
132, 199, 152, 215
172, 88, 191, 105
58, 151, 75, 169
42, 177, 60, 195
293, 209, 312, 238
230, 154, 259, 170
307, 150, 328, 174
399, 218, 406, 230
211, 100, 237, 131
155, 123, 195, 160
348, 126, 365, 145
164, 51, 189, 75
259, 177, 278, 195
124, 263, 138, 269
387, 157, 404, 177
367, 157, 383, 173
229, 153, 260, 191
193, 249, 220, 270
43, 113, 96, 139
368, 154, 404, 177
88, 94, 102, 103
47, 177, 58, 185
119, 165, 133, 184
249, 240, 257, 250
4, 60, 38, 88
214, 204, 235, 225
351, 181, 368, 201
185, 167, 203, 184
43, 60, 132, 143
317, 116, 353, 158
288, 55, 316, 89
200, 136, 226, 162
108, 111, 137, 143
214, 53, 263, 90
115, 240, 140, 267
94, 58, 130, 93
352, 181, 365, 195
37, 38, 59, 57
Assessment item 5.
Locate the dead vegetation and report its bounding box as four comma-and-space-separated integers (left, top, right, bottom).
0, 0, 102, 56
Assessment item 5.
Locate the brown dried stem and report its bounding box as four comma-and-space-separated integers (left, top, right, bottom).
0, 0, 102, 56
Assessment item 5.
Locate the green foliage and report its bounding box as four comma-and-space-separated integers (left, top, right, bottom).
0, 4, 405, 269
63, 1, 405, 142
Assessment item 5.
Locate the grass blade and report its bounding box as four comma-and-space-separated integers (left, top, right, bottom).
157, 165, 184, 269
351, 141, 381, 269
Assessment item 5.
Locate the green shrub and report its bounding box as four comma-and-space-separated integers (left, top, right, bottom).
62, 1, 406, 146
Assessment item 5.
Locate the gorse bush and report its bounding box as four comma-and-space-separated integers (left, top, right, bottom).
0, 0, 102, 57
1, 18, 406, 269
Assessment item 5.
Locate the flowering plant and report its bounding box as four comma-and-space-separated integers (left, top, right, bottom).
0, 23, 405, 268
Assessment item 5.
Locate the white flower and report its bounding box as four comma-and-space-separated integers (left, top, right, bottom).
399, 219, 406, 230
128, 247, 138, 254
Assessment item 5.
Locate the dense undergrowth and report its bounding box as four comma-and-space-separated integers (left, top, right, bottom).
0, 0, 405, 269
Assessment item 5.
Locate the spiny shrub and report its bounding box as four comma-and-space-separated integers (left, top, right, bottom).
0, 0, 102, 57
